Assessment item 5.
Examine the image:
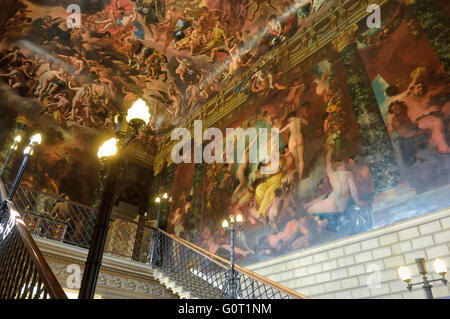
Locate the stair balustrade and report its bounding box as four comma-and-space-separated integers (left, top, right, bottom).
150, 228, 309, 299
1, 179, 309, 299
0, 178, 67, 299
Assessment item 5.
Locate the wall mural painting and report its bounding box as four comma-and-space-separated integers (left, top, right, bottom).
166, 162, 195, 238
166, 57, 377, 264
357, 2, 450, 223
1, 0, 449, 265
0, 108, 101, 205
0, 0, 335, 203
163, 1, 450, 265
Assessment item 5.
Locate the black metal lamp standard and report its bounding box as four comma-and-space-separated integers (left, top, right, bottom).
150, 192, 168, 266
222, 213, 243, 299
78, 99, 151, 299
155, 192, 168, 228
0, 133, 40, 222
6, 134, 42, 201
398, 258, 448, 299
0, 135, 22, 178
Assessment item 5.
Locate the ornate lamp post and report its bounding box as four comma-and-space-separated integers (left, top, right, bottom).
155, 192, 168, 228
398, 258, 448, 299
150, 192, 168, 266
0, 135, 22, 178
6, 134, 41, 201
222, 214, 243, 299
78, 99, 150, 299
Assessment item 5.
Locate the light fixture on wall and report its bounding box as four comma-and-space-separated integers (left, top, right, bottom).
222, 213, 243, 299
398, 258, 447, 299
79, 99, 150, 300
6, 133, 42, 202
0, 135, 22, 178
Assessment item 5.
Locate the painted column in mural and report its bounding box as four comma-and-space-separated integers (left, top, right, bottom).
188, 163, 205, 245
160, 164, 175, 231
409, 0, 450, 72
333, 25, 400, 193
132, 167, 154, 262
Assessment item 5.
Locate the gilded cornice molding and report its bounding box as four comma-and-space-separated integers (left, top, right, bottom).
332, 23, 359, 52
152, 0, 390, 174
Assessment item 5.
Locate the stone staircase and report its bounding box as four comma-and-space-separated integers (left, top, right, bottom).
152, 269, 198, 299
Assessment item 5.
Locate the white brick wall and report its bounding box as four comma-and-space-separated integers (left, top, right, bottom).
247, 208, 450, 299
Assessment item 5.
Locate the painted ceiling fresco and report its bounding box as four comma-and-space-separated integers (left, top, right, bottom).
0, 0, 336, 203
0, 0, 335, 144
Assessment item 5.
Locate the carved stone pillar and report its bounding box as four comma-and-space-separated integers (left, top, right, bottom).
333, 25, 400, 193
410, 0, 450, 72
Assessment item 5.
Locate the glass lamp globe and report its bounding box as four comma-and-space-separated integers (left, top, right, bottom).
97, 138, 118, 159
163, 193, 168, 199
398, 266, 412, 282
236, 214, 243, 224
11, 135, 22, 150
434, 259, 447, 275
222, 220, 229, 230
126, 99, 151, 130
23, 146, 33, 155
30, 133, 42, 145
14, 135, 22, 143
155, 197, 161, 203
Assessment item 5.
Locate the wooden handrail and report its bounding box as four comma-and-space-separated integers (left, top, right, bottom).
156, 228, 309, 299
0, 178, 6, 202
157, 228, 229, 271
0, 178, 67, 299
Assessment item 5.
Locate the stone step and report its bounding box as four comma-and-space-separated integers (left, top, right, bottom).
151, 268, 198, 299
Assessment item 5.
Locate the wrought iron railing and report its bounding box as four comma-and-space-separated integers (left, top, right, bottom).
150, 228, 308, 299
4, 181, 155, 263
104, 216, 154, 263
4, 182, 97, 249
1, 180, 308, 299
0, 178, 67, 299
